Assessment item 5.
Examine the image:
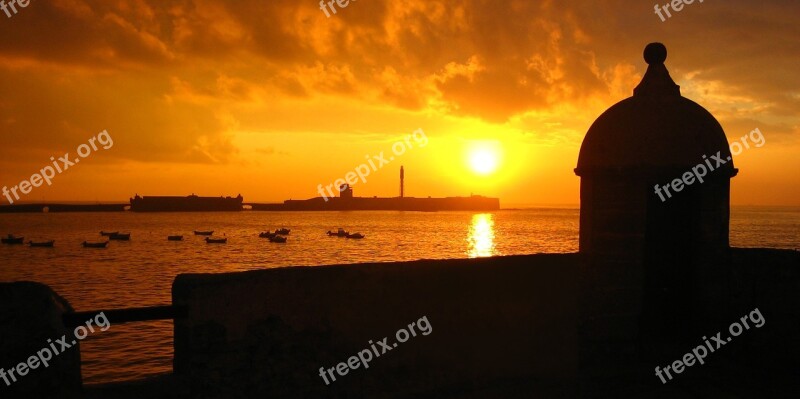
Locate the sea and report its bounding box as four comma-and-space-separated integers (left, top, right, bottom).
0, 207, 798, 384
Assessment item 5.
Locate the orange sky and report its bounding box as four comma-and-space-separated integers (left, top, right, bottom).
0, 0, 798, 206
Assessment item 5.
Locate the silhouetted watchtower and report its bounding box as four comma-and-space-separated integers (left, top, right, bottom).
575, 43, 738, 364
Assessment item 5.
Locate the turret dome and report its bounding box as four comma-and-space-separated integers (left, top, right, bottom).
576, 43, 736, 176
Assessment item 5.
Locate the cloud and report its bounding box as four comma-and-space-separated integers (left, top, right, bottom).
0, 0, 797, 171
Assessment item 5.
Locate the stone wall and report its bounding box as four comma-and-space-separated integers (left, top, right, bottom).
727, 248, 800, 369
577, 247, 799, 396
173, 254, 580, 398
1, 248, 794, 397
0, 281, 82, 398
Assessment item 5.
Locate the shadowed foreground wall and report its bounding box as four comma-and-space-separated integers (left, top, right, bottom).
578, 247, 800, 397
172, 254, 580, 398
1, 249, 796, 398
172, 248, 798, 398
0, 282, 82, 398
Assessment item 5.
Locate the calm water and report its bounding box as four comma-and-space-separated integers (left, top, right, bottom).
0, 207, 797, 384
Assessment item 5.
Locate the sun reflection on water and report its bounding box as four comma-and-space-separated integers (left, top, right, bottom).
467, 213, 496, 258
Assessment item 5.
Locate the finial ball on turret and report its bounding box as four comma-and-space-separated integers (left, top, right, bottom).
644, 43, 667, 65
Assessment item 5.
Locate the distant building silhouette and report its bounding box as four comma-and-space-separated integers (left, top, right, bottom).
251, 166, 499, 211
129, 193, 243, 212
339, 184, 354, 199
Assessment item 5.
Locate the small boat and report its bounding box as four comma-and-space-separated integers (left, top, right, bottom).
269, 235, 287, 243
100, 231, 119, 237
205, 237, 227, 244
167, 235, 183, 241
1, 235, 24, 244
346, 233, 365, 239
28, 240, 55, 247
259, 232, 276, 239
194, 230, 214, 236
275, 228, 290, 235
109, 233, 131, 241
327, 228, 348, 237
82, 241, 109, 248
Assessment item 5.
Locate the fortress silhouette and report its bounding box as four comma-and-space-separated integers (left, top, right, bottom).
1, 43, 797, 398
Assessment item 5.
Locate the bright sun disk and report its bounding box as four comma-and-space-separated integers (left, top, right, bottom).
469, 148, 499, 175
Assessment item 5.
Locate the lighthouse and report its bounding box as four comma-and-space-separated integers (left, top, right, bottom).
400, 166, 405, 198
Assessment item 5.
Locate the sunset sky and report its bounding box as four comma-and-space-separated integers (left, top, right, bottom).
0, 0, 798, 206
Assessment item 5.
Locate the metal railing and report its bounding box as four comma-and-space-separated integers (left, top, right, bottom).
63, 305, 187, 328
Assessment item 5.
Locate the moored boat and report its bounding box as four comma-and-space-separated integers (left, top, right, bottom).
100, 231, 119, 237
28, 240, 55, 247
269, 235, 287, 243
259, 231, 276, 239
205, 237, 227, 244
82, 241, 109, 248
168, 235, 183, 241
109, 233, 131, 241
2, 234, 24, 244
327, 228, 348, 237
275, 228, 290, 235
346, 233, 365, 239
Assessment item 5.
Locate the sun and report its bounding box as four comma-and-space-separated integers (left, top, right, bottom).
468, 148, 499, 175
